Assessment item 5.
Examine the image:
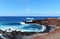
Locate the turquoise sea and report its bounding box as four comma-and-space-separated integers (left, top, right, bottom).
0, 16, 58, 32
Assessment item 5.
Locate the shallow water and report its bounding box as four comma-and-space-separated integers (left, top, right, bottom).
0, 24, 46, 32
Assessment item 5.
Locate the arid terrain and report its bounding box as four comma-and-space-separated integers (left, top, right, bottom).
31, 18, 60, 39
32, 28, 60, 39
0, 18, 60, 39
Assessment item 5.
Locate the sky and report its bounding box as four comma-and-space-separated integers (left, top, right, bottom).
0, 0, 60, 16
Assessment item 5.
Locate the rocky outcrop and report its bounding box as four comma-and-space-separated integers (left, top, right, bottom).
26, 18, 60, 26
32, 18, 60, 39
40, 18, 60, 26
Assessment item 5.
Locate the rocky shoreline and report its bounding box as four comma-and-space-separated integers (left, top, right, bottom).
31, 18, 60, 39
25, 18, 60, 26
0, 18, 60, 39
0, 30, 37, 39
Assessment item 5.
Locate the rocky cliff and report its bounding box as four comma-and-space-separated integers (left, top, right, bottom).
26, 18, 60, 26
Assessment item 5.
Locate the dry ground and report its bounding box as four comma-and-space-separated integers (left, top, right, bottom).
32, 28, 60, 39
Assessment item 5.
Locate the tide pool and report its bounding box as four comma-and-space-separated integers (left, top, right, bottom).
0, 24, 46, 32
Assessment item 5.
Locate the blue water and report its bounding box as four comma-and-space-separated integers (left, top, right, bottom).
0, 24, 45, 32
0, 16, 58, 23
0, 16, 58, 32
19, 24, 44, 32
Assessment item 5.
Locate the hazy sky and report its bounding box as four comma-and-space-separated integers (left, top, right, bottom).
0, 0, 60, 16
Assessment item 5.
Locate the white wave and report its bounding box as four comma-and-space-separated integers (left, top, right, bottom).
0, 26, 20, 32
39, 25, 46, 32
26, 18, 34, 20
20, 22, 25, 25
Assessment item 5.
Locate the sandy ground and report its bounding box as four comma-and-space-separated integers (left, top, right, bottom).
32, 28, 60, 39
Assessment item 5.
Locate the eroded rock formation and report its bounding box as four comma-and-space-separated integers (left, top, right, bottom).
26, 18, 60, 26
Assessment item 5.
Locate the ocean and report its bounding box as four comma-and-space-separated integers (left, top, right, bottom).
0, 16, 58, 32
0, 16, 58, 23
